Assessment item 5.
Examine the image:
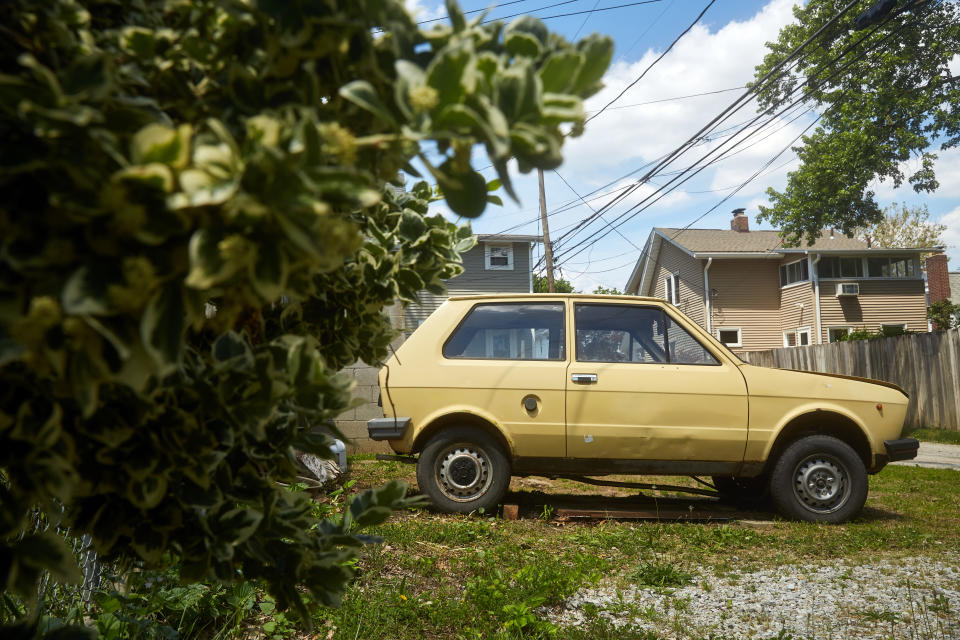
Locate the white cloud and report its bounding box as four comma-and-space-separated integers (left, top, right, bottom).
404, 0, 444, 22
938, 206, 960, 266
561, 0, 798, 188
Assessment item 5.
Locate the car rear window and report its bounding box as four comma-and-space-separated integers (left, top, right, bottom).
443, 303, 566, 360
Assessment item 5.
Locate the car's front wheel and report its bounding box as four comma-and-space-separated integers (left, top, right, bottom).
416, 427, 511, 514
769, 435, 868, 524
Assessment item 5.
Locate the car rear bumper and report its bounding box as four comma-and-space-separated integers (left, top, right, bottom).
884, 438, 920, 462
367, 417, 411, 441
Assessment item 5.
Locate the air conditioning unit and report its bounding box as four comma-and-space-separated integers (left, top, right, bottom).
835, 282, 859, 296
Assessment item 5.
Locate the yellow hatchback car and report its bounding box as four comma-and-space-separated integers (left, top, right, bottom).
368, 294, 918, 523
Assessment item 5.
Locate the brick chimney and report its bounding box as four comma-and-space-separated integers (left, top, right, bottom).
926, 253, 951, 302
730, 208, 749, 232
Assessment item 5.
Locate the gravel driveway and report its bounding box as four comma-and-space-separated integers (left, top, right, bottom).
551, 554, 960, 639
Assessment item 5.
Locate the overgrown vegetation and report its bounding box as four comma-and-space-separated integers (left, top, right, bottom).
0, 0, 613, 634
928, 299, 960, 331
835, 325, 912, 341
907, 428, 960, 446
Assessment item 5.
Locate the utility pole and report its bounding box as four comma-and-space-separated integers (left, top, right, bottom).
537, 168, 555, 293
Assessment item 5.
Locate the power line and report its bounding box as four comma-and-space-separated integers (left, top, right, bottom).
586, 0, 717, 123
554, 0, 907, 263
620, 0, 674, 60
416, 0, 536, 25
483, 0, 665, 24
553, 169, 643, 250
552, 2, 913, 268
585, 86, 745, 113
571, 0, 602, 40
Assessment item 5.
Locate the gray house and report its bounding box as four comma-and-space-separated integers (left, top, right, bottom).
404, 233, 542, 330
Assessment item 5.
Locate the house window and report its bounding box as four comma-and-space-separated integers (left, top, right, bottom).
867, 257, 915, 278
484, 243, 514, 270
664, 273, 680, 304
820, 257, 863, 278
828, 327, 852, 343
880, 323, 908, 337
779, 260, 809, 287
717, 327, 742, 348
783, 327, 811, 348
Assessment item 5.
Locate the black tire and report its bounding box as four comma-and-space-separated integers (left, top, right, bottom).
712, 475, 769, 508
769, 435, 867, 524
416, 427, 511, 514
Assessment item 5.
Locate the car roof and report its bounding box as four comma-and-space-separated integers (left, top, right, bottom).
446, 293, 666, 304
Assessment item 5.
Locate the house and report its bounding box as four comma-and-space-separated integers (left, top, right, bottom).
404, 233, 543, 331
624, 210, 946, 352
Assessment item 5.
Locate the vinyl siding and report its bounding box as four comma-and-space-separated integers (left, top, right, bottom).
779, 278, 816, 346
404, 241, 532, 330
818, 278, 927, 341
647, 241, 706, 327
708, 260, 782, 352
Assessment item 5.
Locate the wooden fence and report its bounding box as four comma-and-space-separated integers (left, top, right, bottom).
739, 329, 960, 431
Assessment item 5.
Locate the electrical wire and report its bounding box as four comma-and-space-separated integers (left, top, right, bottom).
482, 0, 665, 24
552, 2, 912, 267
586, 0, 717, 124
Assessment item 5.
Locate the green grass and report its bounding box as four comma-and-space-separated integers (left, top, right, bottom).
304, 463, 960, 639
907, 427, 960, 445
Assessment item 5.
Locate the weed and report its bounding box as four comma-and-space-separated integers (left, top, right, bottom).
631, 561, 693, 590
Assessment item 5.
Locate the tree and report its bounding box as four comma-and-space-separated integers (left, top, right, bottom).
854, 203, 946, 253
928, 299, 960, 331
592, 285, 623, 295
753, 0, 960, 245
533, 274, 576, 292
0, 0, 612, 628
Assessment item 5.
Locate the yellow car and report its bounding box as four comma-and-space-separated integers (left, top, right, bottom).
368, 294, 918, 523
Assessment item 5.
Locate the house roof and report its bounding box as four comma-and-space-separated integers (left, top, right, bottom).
653, 227, 870, 253
476, 234, 543, 243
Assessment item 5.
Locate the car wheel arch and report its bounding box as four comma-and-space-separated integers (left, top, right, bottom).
763, 410, 872, 474
411, 411, 514, 458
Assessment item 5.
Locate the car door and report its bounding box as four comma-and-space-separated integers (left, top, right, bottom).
565, 302, 748, 462
440, 300, 569, 457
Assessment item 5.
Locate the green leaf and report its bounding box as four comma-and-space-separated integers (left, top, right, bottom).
541, 93, 585, 125
505, 31, 542, 58
185, 229, 237, 289
140, 283, 185, 375
426, 46, 473, 105
572, 35, 614, 98
435, 104, 508, 158
250, 242, 289, 301
130, 123, 192, 169
538, 51, 584, 93
121, 27, 157, 59
62, 267, 111, 315
339, 80, 397, 125
435, 159, 488, 218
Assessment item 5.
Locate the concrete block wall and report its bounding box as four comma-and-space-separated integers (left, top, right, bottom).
334, 303, 406, 453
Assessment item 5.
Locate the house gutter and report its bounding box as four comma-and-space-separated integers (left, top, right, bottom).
811, 252, 823, 344
703, 257, 713, 334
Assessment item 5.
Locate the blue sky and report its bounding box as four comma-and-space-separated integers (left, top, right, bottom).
406, 0, 960, 291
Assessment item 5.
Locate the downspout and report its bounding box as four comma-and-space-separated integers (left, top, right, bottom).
811, 253, 822, 344
703, 257, 713, 334
528, 242, 534, 293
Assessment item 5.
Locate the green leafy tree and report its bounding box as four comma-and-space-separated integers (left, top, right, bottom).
533, 274, 576, 292
0, 0, 612, 628
928, 299, 960, 331
753, 0, 960, 245
592, 285, 623, 295
854, 203, 946, 254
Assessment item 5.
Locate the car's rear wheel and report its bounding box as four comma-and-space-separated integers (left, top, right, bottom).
769, 435, 867, 524
416, 427, 511, 514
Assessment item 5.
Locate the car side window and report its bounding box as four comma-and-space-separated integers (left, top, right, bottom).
443, 303, 566, 360
575, 304, 719, 365
575, 304, 667, 363
666, 315, 719, 365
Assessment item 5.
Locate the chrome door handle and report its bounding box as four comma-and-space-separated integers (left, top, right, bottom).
571, 373, 598, 384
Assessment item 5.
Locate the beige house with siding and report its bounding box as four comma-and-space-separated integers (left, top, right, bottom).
624, 211, 938, 352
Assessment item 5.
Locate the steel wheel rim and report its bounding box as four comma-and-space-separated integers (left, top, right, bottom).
792, 454, 850, 514
435, 444, 493, 503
